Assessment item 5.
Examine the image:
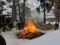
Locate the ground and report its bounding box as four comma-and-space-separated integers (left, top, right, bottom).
1, 23, 60, 45
1, 31, 29, 45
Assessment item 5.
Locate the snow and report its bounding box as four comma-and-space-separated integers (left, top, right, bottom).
1, 0, 59, 45
20, 30, 60, 45
1, 31, 30, 45
1, 24, 60, 45
26, 0, 40, 11
1, 27, 60, 45
2, 0, 55, 20
2, 0, 12, 14
2, 0, 40, 14
46, 12, 55, 19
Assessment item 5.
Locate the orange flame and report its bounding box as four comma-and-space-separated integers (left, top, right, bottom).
24, 19, 37, 32
20, 19, 39, 35
17, 19, 45, 39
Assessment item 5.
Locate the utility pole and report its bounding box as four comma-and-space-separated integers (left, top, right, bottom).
44, 0, 46, 23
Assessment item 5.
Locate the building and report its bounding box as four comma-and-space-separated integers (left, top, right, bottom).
0, 14, 11, 24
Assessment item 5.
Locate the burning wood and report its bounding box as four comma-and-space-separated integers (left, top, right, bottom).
16, 19, 44, 39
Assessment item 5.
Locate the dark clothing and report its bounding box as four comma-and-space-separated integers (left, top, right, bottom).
17, 22, 25, 30
17, 22, 22, 30
9, 23, 13, 29
46, 3, 49, 7
54, 23, 59, 29
0, 35, 6, 45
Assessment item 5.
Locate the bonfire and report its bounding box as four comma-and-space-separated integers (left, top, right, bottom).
16, 19, 44, 39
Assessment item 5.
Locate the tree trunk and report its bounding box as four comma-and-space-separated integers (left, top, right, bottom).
12, 0, 16, 23
17, 0, 21, 22
44, 0, 46, 23
21, 0, 26, 23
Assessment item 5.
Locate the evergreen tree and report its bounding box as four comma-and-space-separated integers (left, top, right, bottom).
0, 1, 6, 14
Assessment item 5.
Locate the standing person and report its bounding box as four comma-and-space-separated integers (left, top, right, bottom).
17, 20, 21, 30
0, 34, 6, 45
54, 23, 59, 29
9, 21, 13, 30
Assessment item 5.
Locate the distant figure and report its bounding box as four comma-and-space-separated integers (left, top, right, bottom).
54, 23, 59, 29
0, 34, 6, 45
8, 21, 13, 30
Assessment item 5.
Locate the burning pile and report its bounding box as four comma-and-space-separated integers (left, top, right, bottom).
16, 19, 44, 39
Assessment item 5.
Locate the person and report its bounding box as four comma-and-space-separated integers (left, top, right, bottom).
8, 21, 13, 30
0, 34, 6, 45
54, 23, 59, 29
17, 21, 22, 30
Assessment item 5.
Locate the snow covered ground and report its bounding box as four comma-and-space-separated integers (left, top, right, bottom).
1, 0, 59, 45
1, 22, 60, 45
1, 26, 60, 45
1, 31, 30, 45
20, 30, 60, 45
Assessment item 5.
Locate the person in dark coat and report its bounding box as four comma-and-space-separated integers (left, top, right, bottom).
17, 22, 22, 30
8, 21, 13, 30
54, 23, 59, 29
0, 34, 6, 45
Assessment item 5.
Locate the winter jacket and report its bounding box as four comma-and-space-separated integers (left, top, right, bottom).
0, 35, 6, 45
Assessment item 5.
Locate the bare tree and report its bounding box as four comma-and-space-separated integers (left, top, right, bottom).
17, 0, 21, 22
12, 0, 17, 23
21, 0, 26, 23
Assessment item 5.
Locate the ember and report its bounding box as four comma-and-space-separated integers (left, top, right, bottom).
16, 19, 44, 39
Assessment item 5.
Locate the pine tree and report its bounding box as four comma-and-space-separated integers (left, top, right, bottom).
0, 1, 6, 14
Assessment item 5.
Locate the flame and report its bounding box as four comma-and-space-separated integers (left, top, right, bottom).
20, 19, 39, 35
24, 19, 37, 33
17, 19, 44, 39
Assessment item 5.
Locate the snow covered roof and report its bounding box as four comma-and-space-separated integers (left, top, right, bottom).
46, 10, 55, 19
0, 14, 11, 16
